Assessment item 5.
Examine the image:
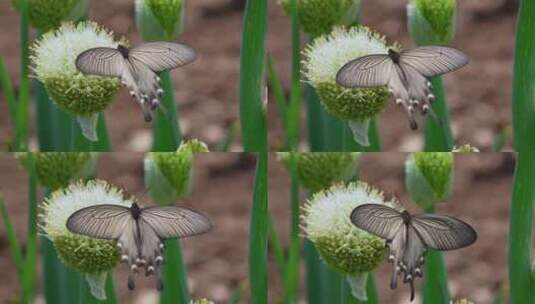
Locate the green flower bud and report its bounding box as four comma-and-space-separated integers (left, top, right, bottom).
144, 140, 208, 205
135, 0, 185, 41
16, 152, 96, 190
279, 0, 360, 37
277, 152, 359, 193
407, 0, 457, 45
31, 22, 124, 141
452, 144, 480, 153
405, 152, 454, 210
41, 180, 133, 299
303, 27, 392, 146
11, 0, 88, 32
303, 182, 393, 299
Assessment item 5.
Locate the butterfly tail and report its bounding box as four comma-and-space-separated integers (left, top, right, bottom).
155, 266, 164, 290
409, 279, 415, 301
127, 272, 136, 290
390, 259, 399, 289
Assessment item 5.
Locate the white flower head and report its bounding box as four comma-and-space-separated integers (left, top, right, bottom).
303, 27, 393, 146
304, 26, 389, 85
31, 22, 125, 141
42, 179, 133, 237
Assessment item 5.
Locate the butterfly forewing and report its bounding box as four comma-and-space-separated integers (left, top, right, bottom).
140, 206, 212, 239
75, 47, 125, 77
336, 54, 393, 88
411, 214, 477, 250
129, 42, 197, 73
66, 204, 131, 239
350, 204, 404, 240
399, 46, 468, 77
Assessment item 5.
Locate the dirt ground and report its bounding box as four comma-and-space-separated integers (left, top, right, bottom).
0, 0, 519, 152
270, 153, 514, 303
0, 153, 259, 303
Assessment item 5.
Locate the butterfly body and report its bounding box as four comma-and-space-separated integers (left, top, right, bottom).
350, 204, 476, 301
67, 202, 211, 290
76, 42, 197, 122
337, 46, 468, 130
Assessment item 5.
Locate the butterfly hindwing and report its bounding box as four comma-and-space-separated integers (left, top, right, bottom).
66, 204, 131, 239
399, 46, 468, 77
350, 203, 405, 240
410, 214, 477, 251
75, 47, 126, 77
140, 206, 212, 240
129, 42, 197, 73
336, 54, 393, 88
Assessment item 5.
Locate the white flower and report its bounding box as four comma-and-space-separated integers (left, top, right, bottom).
304, 26, 389, 85
303, 27, 392, 146
32, 22, 119, 80
41, 179, 133, 237
31, 22, 124, 141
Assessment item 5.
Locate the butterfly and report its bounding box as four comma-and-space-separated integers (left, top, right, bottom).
75, 42, 197, 122
350, 204, 477, 301
66, 202, 211, 290
336, 46, 468, 130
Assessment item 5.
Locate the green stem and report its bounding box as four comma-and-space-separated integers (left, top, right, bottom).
284, 154, 300, 303
0, 56, 17, 131
249, 152, 268, 304
508, 152, 535, 303
305, 84, 325, 151
0, 198, 24, 281
152, 70, 181, 151
160, 239, 190, 304
304, 240, 323, 304
239, 0, 268, 152
42, 237, 64, 304
22, 153, 38, 303
34, 81, 55, 151
423, 77, 454, 151
15, 0, 30, 151
422, 206, 450, 304
512, 0, 535, 151
286, 0, 301, 150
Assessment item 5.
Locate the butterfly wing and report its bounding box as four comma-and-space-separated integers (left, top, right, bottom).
129, 42, 197, 73
336, 54, 394, 88
399, 46, 468, 77
350, 204, 404, 240
402, 225, 427, 301
75, 47, 126, 77
411, 214, 477, 251
66, 204, 131, 239
140, 206, 212, 240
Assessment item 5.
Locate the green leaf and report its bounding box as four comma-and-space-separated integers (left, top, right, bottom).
249, 152, 268, 304
239, 0, 268, 152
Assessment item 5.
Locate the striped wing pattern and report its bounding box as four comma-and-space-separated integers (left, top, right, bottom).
129, 42, 197, 73
66, 204, 131, 239
411, 214, 477, 250
140, 206, 212, 239
350, 204, 404, 240
336, 54, 393, 88
75, 47, 125, 77
400, 46, 469, 77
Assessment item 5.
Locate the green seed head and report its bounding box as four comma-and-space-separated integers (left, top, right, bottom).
303, 182, 393, 275
145, 140, 208, 205
279, 0, 360, 37
16, 152, 96, 190
277, 152, 359, 193
41, 180, 133, 274
31, 22, 122, 116
303, 26, 391, 123
11, 0, 88, 32
408, 0, 456, 45
135, 0, 184, 41
405, 152, 454, 209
